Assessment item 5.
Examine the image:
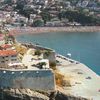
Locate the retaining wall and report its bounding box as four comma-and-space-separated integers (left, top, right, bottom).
22, 43, 56, 63
0, 69, 55, 91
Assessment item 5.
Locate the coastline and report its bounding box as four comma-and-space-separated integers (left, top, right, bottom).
9, 26, 100, 35
22, 42, 100, 99
0, 35, 99, 99
56, 54, 100, 100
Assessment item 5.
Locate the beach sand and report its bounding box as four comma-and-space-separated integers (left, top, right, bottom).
9, 26, 100, 35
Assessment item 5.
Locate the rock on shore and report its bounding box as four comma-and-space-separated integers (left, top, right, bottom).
0, 88, 90, 100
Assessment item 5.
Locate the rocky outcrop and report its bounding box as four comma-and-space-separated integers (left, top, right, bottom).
55, 91, 90, 100
0, 88, 49, 100
0, 88, 90, 100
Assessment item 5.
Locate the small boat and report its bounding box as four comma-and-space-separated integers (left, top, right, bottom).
67, 53, 71, 57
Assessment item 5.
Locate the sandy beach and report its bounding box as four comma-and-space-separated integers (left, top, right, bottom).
9, 26, 100, 35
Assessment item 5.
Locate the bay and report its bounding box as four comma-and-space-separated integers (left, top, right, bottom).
16, 32, 100, 75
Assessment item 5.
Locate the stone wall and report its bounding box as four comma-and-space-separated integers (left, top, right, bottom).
0, 69, 55, 91
22, 43, 56, 63
43, 51, 56, 63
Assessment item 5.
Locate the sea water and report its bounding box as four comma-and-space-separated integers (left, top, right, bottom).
16, 32, 100, 75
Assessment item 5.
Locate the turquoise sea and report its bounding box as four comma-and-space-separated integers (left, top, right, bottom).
16, 32, 100, 75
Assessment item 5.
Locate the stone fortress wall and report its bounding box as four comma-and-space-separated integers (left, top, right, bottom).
0, 69, 55, 91
22, 43, 56, 63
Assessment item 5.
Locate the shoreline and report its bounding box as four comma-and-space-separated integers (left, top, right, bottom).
8, 26, 100, 35
57, 54, 100, 77
56, 54, 100, 100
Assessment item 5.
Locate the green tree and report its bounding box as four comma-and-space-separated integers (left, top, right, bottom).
33, 20, 44, 27
41, 11, 51, 24
34, 50, 41, 56
44, 50, 51, 57
58, 9, 99, 25
37, 62, 46, 69
97, 2, 100, 7
4, 0, 12, 4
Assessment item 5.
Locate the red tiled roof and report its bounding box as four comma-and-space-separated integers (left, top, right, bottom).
0, 34, 3, 36
0, 50, 17, 56
1, 44, 12, 49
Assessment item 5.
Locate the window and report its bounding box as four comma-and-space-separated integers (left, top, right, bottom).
12, 55, 16, 57
1, 61, 5, 63
2, 57, 5, 59
11, 59, 16, 61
